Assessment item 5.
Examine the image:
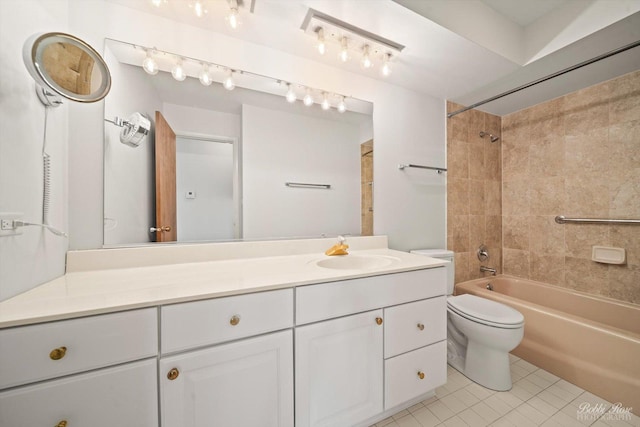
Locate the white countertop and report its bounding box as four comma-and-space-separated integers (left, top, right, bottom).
0, 241, 445, 328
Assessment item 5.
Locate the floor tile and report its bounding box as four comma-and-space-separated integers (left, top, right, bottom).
441, 415, 470, 427
458, 408, 489, 427
411, 407, 440, 427
472, 401, 502, 424
426, 400, 455, 422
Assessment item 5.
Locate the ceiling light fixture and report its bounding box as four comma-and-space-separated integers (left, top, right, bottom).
337, 96, 346, 113
381, 53, 392, 76
142, 49, 158, 75
316, 28, 326, 55
285, 84, 297, 103
303, 88, 314, 107
171, 58, 187, 81
339, 37, 349, 62
199, 63, 213, 86
227, 0, 240, 29
321, 93, 330, 110
151, 0, 166, 7
301, 9, 404, 76
191, 0, 207, 18
223, 69, 235, 90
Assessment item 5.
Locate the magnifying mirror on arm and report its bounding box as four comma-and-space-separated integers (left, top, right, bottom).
23, 32, 111, 106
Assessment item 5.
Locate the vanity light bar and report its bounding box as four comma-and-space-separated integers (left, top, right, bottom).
300, 8, 403, 78
124, 41, 352, 112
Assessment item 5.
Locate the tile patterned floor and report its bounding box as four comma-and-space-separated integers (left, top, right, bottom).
371, 354, 640, 427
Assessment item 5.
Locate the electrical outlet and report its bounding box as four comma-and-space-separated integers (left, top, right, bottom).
0, 213, 23, 237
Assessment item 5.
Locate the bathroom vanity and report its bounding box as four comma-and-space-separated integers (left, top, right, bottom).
0, 236, 446, 427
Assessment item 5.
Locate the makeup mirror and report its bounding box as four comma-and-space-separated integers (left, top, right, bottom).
23, 32, 111, 106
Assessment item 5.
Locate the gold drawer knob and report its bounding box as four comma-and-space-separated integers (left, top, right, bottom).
230, 315, 241, 326
375, 317, 383, 325
167, 368, 180, 381
417, 371, 425, 380
49, 346, 67, 361
417, 323, 425, 331
55, 421, 68, 427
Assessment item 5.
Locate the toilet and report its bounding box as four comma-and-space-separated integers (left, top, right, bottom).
411, 249, 524, 391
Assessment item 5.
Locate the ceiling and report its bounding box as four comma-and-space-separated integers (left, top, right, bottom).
105, 0, 640, 115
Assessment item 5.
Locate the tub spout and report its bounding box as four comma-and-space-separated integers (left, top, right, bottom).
480, 266, 497, 276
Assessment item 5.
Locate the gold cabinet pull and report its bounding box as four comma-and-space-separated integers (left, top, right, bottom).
55, 421, 68, 427
167, 368, 180, 381
375, 317, 383, 325
417, 323, 425, 331
150, 226, 172, 233
229, 315, 240, 326
49, 346, 67, 361
417, 371, 425, 380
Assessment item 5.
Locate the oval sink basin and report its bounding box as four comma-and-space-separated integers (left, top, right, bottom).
316, 255, 400, 270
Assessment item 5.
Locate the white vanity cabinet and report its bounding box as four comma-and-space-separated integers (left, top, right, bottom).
159, 289, 294, 427
295, 267, 447, 427
295, 310, 384, 427
0, 308, 159, 426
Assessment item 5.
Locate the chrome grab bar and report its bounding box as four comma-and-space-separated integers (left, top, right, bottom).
555, 215, 640, 225
285, 182, 331, 189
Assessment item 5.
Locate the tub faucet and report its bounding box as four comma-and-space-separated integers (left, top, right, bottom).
480, 266, 497, 276
325, 235, 349, 256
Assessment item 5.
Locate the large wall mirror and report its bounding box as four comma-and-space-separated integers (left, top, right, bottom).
103, 39, 374, 246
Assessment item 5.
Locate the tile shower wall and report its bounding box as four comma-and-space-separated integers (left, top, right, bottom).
501, 70, 640, 304
446, 102, 502, 284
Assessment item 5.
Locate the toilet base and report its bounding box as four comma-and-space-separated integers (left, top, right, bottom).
463, 340, 513, 391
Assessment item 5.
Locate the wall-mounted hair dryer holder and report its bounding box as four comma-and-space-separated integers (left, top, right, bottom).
105, 112, 151, 147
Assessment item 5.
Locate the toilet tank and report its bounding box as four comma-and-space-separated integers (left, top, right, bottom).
410, 249, 455, 295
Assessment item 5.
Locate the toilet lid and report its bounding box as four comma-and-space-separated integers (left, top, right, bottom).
447, 294, 524, 328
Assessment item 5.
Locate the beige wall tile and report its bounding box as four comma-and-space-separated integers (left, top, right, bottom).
503, 249, 530, 278
529, 137, 564, 177
608, 264, 640, 304
530, 254, 565, 286
469, 215, 486, 253
447, 178, 470, 215
502, 135, 530, 180
564, 257, 609, 296
448, 139, 470, 179
564, 175, 609, 217
469, 141, 486, 180
485, 140, 502, 181
529, 177, 564, 215
610, 225, 640, 266
529, 216, 565, 256
450, 215, 470, 252
454, 252, 471, 285
609, 168, 640, 218
608, 120, 640, 171
503, 215, 529, 250
485, 215, 502, 248
469, 180, 485, 215
564, 224, 610, 259
609, 71, 640, 125
564, 128, 609, 175
503, 180, 530, 216
485, 181, 502, 215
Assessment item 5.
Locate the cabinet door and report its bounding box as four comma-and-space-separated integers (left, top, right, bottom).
295, 310, 384, 427
0, 359, 158, 427
160, 330, 293, 427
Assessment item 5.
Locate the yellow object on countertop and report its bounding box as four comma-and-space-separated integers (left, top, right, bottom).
325, 243, 349, 256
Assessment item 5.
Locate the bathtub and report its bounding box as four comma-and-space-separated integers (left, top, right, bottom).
455, 275, 640, 415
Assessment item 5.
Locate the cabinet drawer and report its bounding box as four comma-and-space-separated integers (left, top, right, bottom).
384, 296, 446, 358
161, 289, 293, 353
296, 267, 446, 325
0, 308, 158, 389
384, 340, 447, 410
0, 359, 158, 427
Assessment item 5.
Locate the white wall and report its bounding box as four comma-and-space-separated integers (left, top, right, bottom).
176, 137, 235, 241
103, 57, 162, 246
0, 0, 69, 300
242, 104, 361, 238
0, 0, 447, 300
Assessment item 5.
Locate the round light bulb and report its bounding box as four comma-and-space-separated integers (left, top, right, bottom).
339, 37, 349, 62
228, 8, 239, 29
142, 52, 158, 75
381, 53, 392, 76
199, 64, 212, 86
337, 97, 346, 113
321, 94, 330, 110
303, 89, 314, 107
223, 70, 235, 90
193, 1, 206, 17
285, 84, 297, 103
317, 28, 326, 55
171, 59, 186, 81
151, 0, 163, 7
361, 46, 373, 69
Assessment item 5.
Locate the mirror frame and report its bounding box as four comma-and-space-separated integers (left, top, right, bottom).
23, 32, 112, 104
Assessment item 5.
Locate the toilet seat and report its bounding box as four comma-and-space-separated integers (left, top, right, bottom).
447, 294, 524, 329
